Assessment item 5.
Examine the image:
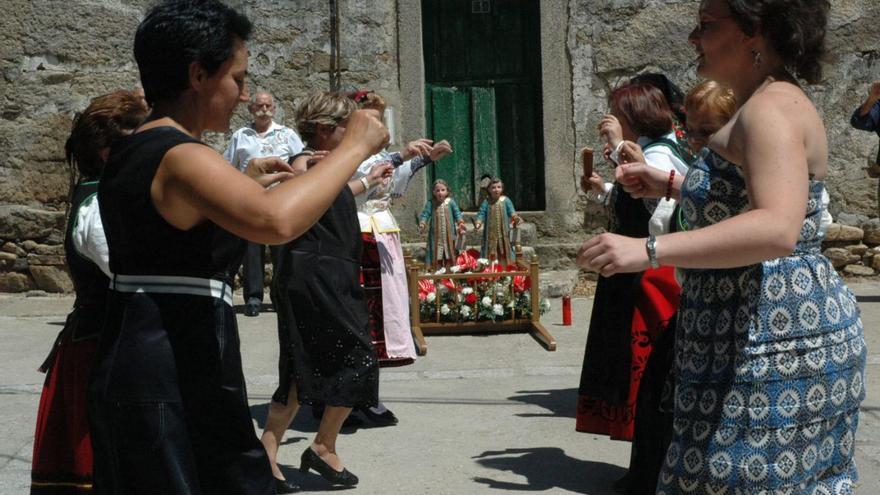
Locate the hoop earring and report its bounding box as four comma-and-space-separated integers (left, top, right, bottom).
752, 50, 763, 68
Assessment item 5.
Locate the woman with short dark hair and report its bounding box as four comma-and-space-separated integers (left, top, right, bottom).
581, 0, 865, 492
86, 1, 388, 493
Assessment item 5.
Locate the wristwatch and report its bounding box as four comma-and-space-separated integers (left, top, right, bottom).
645, 235, 660, 269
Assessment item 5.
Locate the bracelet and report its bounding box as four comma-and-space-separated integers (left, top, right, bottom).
645, 235, 660, 269
360, 176, 371, 190
665, 169, 676, 201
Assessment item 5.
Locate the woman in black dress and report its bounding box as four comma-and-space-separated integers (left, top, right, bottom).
31, 90, 147, 494
260, 91, 392, 488
87, 2, 389, 494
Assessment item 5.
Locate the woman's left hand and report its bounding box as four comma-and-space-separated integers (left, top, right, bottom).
430, 140, 453, 162
577, 233, 650, 276
618, 141, 645, 164
402, 138, 434, 160
245, 156, 296, 188
366, 162, 394, 185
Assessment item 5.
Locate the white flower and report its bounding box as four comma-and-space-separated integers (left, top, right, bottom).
542, 299, 551, 311
477, 258, 489, 266
427, 292, 436, 303
481, 296, 492, 307
449, 265, 461, 273
440, 304, 450, 315
461, 287, 474, 295
492, 304, 504, 316
460, 306, 472, 317
437, 283, 448, 293
434, 267, 447, 275
507, 301, 516, 308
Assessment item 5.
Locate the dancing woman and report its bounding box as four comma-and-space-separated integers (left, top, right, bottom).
31, 90, 148, 495
86, 2, 388, 494
580, 0, 865, 492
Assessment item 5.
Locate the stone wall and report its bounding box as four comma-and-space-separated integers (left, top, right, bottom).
0, 0, 400, 292
1, 0, 879, 292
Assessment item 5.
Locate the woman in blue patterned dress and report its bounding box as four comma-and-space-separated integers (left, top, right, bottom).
578, 0, 866, 493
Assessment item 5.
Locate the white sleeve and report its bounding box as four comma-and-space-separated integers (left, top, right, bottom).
72, 195, 112, 278
222, 132, 237, 165
286, 129, 304, 156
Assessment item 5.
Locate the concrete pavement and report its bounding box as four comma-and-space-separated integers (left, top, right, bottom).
1, 281, 878, 494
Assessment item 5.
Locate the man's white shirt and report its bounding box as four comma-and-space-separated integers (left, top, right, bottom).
223, 121, 304, 172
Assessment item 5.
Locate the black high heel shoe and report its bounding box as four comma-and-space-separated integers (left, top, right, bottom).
299, 447, 359, 486
274, 477, 301, 494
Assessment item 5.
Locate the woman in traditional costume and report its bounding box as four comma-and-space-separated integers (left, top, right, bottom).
30, 90, 148, 495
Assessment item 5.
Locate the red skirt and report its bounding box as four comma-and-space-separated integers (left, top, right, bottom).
576, 266, 679, 441
31, 331, 98, 493
360, 232, 414, 367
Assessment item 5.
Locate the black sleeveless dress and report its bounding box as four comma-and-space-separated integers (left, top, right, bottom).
271, 155, 379, 408
87, 127, 273, 495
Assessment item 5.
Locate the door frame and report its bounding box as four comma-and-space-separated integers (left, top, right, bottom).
397, 0, 574, 223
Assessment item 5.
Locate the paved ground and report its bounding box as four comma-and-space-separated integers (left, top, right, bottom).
1, 281, 878, 494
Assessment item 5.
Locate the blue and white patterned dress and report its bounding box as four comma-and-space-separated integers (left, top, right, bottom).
656, 150, 866, 495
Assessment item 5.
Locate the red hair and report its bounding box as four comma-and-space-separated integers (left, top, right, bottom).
610, 82, 673, 139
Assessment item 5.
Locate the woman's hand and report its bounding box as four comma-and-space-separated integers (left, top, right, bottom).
341, 110, 390, 156
457, 222, 467, 235
305, 149, 330, 167
577, 233, 650, 277
402, 138, 434, 160
429, 140, 453, 162
598, 114, 623, 148
245, 156, 296, 188
581, 172, 606, 194
618, 141, 645, 164
613, 162, 669, 199
418, 221, 427, 234
366, 162, 394, 186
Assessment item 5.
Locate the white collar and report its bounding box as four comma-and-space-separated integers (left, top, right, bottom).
247, 121, 283, 136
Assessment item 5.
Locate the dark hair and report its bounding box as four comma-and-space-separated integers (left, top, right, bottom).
726, 0, 829, 83
134, 0, 253, 106
610, 82, 674, 139
630, 73, 687, 125
66, 90, 149, 180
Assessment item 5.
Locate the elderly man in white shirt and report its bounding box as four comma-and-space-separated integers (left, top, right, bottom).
224, 91, 304, 316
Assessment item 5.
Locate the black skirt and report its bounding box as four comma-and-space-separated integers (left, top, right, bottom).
272, 249, 379, 408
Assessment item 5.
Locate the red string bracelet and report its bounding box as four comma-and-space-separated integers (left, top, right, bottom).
665, 169, 676, 201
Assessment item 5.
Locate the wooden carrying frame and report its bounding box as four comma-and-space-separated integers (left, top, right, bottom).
404, 246, 556, 355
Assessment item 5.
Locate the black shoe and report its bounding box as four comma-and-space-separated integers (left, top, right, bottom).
244, 299, 260, 317
274, 477, 301, 493
299, 447, 358, 486
360, 406, 398, 427
612, 471, 632, 494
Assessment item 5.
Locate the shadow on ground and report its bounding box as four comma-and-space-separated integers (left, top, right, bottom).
856, 295, 880, 303
508, 388, 578, 418
249, 402, 370, 435
472, 447, 623, 494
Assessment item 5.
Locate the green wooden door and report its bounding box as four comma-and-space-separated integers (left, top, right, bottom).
422, 0, 544, 210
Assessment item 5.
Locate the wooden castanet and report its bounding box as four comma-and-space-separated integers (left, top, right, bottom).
581, 146, 594, 178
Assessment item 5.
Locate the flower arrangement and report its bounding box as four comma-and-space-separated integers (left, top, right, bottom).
418, 249, 550, 323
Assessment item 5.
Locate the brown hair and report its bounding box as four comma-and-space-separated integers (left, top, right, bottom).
66, 90, 149, 181
294, 91, 357, 144
348, 90, 387, 113
684, 81, 737, 124
609, 82, 674, 139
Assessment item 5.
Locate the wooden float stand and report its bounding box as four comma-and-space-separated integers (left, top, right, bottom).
404, 245, 556, 356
